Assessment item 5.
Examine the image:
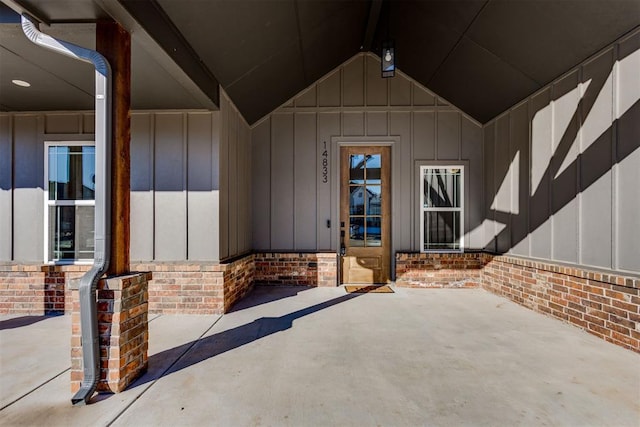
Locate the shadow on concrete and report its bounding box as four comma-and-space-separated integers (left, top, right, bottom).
229, 285, 313, 312
128, 292, 358, 390
0, 314, 63, 330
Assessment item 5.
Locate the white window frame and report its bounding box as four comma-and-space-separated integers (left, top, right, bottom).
44, 141, 95, 264
420, 165, 464, 253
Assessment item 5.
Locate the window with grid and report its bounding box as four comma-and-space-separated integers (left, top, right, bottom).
348, 153, 382, 247
46, 143, 95, 262
420, 166, 464, 252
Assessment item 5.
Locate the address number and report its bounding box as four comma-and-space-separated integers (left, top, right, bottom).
321, 141, 329, 183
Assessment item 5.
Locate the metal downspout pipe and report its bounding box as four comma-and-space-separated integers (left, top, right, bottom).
21, 16, 112, 406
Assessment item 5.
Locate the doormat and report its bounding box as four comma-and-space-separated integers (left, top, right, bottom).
344, 285, 394, 294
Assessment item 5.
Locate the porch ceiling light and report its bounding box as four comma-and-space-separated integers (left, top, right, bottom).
12, 79, 31, 87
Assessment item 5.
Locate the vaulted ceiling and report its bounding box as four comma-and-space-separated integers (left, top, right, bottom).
1, 0, 639, 125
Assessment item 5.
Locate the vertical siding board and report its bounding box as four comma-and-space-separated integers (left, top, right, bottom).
437, 111, 460, 160
342, 112, 365, 136
0, 115, 11, 260
271, 113, 295, 250
529, 89, 553, 260
294, 113, 317, 250
343, 56, 364, 106
366, 55, 388, 106
495, 115, 511, 253
317, 71, 341, 107
317, 112, 340, 250
461, 116, 483, 250
130, 113, 154, 261
412, 83, 435, 106
241, 120, 252, 254
228, 110, 239, 257
295, 86, 317, 107
251, 119, 271, 250
235, 121, 244, 255
413, 112, 435, 160
483, 123, 496, 252
551, 72, 580, 264
389, 74, 411, 106
509, 103, 530, 256
615, 31, 640, 272
390, 112, 412, 251
219, 97, 230, 259
366, 112, 388, 136
580, 50, 614, 269
211, 111, 221, 261
13, 115, 42, 261
187, 113, 217, 261
154, 113, 186, 261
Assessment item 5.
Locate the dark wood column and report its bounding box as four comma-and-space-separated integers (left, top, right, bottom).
97, 21, 131, 276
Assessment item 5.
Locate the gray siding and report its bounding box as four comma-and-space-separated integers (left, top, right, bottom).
130, 94, 249, 262
251, 53, 484, 255
13, 116, 43, 261
218, 91, 252, 260
0, 115, 12, 261
0, 112, 95, 262
251, 119, 271, 250
1, 107, 241, 263
615, 31, 640, 272
130, 100, 249, 261
483, 28, 640, 274
154, 113, 187, 261
130, 113, 154, 260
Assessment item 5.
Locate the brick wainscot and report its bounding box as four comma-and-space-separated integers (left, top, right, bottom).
482, 255, 640, 353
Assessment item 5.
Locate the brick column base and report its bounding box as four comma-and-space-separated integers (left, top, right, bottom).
71, 272, 151, 394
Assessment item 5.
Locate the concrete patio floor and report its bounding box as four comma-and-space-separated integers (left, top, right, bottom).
1, 286, 639, 426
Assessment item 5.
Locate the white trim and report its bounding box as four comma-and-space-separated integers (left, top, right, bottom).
44, 140, 95, 263
420, 165, 465, 253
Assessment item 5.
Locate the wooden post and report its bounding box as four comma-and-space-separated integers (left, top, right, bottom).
96, 21, 131, 276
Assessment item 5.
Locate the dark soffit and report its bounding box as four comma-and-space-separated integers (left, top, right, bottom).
1, 0, 639, 124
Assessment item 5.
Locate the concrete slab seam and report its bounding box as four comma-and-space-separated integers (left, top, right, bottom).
105, 315, 223, 426
0, 367, 71, 411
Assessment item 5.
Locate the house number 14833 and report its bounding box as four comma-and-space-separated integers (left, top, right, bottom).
321, 141, 329, 183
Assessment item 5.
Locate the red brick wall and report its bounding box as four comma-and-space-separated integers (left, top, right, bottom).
4, 254, 638, 353
130, 262, 226, 315
130, 256, 256, 315
71, 272, 151, 393
395, 252, 487, 288
0, 264, 45, 314
222, 255, 255, 312
254, 253, 337, 286
482, 256, 639, 353
0, 264, 90, 315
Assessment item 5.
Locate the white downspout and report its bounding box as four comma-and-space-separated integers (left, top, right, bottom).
21, 16, 112, 406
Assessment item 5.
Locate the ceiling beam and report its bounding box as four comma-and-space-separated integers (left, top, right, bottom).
93, 0, 217, 110
116, 0, 219, 109
361, 0, 382, 51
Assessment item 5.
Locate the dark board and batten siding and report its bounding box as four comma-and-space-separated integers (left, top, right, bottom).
251, 53, 485, 256
483, 29, 640, 274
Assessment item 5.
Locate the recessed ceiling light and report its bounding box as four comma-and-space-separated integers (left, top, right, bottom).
12, 79, 31, 87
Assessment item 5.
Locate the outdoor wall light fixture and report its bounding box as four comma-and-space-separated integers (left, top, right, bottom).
12, 79, 31, 87
381, 41, 395, 78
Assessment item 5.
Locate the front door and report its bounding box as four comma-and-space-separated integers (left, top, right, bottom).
340, 146, 391, 284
